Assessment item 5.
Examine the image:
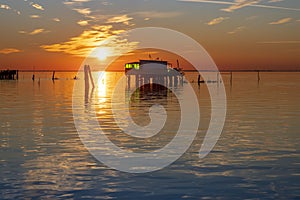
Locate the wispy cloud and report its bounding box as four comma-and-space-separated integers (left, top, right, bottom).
102, 1, 112, 6
222, 0, 260, 12
53, 18, 60, 22
134, 11, 182, 19
207, 17, 229, 25
268, 0, 283, 2
246, 15, 258, 20
106, 15, 133, 25
178, 0, 300, 12
63, 0, 92, 5
30, 28, 45, 35
73, 8, 91, 15
257, 41, 300, 44
20, 28, 46, 35
30, 15, 40, 19
41, 25, 136, 57
0, 4, 11, 10
269, 17, 292, 25
77, 20, 89, 26
30, 3, 44, 11
228, 26, 246, 34
0, 3, 20, 14
0, 48, 22, 54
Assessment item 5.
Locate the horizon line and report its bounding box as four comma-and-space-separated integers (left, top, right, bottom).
3, 69, 300, 73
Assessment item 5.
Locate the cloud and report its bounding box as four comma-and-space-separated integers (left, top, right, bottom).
268, 0, 283, 2
63, 0, 92, 5
0, 4, 11, 10
0, 48, 22, 54
178, 0, 300, 12
30, 15, 40, 18
246, 15, 258, 20
257, 41, 300, 44
73, 8, 91, 15
207, 17, 229, 25
30, 28, 45, 35
77, 20, 89, 26
41, 25, 136, 57
102, 1, 112, 6
134, 11, 182, 19
19, 29, 46, 35
269, 17, 292, 25
1, 4, 21, 15
222, 0, 260, 12
53, 18, 60, 22
30, 3, 44, 11
228, 26, 246, 34
106, 15, 133, 25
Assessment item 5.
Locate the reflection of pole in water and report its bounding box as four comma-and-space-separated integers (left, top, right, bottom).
32, 66, 35, 81
230, 71, 233, 86
84, 65, 90, 104
88, 66, 95, 88
84, 65, 95, 105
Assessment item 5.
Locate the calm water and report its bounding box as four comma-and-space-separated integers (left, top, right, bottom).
1, 72, 300, 199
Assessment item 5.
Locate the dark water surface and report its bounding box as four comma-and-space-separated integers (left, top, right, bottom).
1, 72, 299, 199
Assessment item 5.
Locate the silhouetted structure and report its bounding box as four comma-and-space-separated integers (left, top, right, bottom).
125, 60, 184, 89
0, 70, 18, 80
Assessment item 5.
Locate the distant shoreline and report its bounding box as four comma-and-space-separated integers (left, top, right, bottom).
9, 69, 300, 73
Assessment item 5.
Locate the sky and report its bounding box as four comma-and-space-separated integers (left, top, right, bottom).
0, 0, 299, 71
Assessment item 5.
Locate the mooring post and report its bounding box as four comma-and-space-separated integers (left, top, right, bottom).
127, 75, 131, 90
257, 70, 260, 82
52, 71, 55, 81
230, 71, 233, 86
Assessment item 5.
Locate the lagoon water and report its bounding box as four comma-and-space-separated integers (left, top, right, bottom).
1, 72, 300, 199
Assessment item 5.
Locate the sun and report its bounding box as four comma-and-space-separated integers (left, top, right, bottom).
96, 48, 110, 61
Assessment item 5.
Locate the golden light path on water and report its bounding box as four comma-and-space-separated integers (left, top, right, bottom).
0, 72, 300, 199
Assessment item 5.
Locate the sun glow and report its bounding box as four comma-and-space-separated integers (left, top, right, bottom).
96, 48, 110, 61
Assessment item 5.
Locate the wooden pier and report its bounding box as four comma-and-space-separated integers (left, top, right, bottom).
0, 70, 18, 80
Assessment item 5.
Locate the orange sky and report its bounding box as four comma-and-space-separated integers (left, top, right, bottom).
0, 0, 299, 71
